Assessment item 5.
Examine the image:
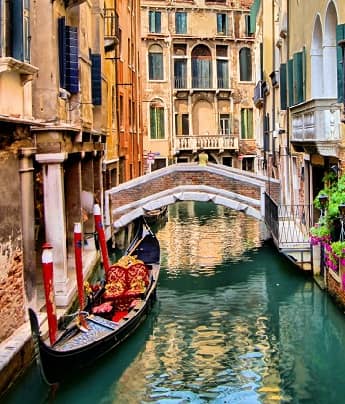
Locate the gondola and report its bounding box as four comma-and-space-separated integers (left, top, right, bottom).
28, 206, 160, 385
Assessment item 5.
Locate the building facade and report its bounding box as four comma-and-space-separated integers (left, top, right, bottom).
140, 0, 257, 173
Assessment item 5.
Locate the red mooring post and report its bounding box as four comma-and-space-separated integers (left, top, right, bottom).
74, 222, 84, 310
94, 204, 110, 272
41, 243, 58, 345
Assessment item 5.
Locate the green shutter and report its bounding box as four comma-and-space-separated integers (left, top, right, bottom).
249, 0, 261, 35
280, 63, 287, 110
337, 24, 345, 103
293, 51, 304, 104
288, 59, 294, 107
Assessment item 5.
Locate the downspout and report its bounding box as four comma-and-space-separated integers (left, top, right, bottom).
18, 147, 37, 311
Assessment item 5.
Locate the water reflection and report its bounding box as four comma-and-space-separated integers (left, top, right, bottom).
5, 201, 345, 404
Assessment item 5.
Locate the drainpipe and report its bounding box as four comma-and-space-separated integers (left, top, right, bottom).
18, 147, 37, 311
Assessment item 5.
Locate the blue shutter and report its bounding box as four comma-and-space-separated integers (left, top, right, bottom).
287, 59, 294, 107
249, 0, 261, 35
91, 54, 102, 105
293, 51, 303, 104
65, 26, 79, 93
337, 24, 345, 103
11, 0, 24, 61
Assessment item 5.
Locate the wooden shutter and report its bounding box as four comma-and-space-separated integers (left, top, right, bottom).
91, 54, 102, 105
280, 63, 287, 110
58, 17, 67, 89
65, 26, 79, 93
337, 24, 345, 103
287, 59, 294, 107
293, 51, 304, 104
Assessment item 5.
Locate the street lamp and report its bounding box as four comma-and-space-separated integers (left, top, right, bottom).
318, 194, 329, 218
338, 39, 345, 123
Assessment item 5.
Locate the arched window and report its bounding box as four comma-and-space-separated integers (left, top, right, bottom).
150, 100, 165, 139
239, 47, 252, 81
148, 45, 163, 81
191, 45, 212, 88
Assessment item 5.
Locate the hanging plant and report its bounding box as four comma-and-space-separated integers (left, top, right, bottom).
309, 216, 331, 245
330, 241, 345, 266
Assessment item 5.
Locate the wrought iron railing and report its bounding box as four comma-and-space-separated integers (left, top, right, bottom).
265, 193, 313, 247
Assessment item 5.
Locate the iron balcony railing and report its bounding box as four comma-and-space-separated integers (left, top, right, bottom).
174, 134, 239, 152
265, 193, 313, 247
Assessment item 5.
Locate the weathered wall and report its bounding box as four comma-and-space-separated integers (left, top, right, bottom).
0, 148, 25, 342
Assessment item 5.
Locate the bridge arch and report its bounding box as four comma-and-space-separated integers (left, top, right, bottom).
104, 163, 280, 234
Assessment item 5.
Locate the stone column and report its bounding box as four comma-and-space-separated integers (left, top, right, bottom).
18, 147, 37, 311
36, 152, 69, 306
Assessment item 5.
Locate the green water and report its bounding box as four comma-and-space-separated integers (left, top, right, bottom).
3, 201, 345, 403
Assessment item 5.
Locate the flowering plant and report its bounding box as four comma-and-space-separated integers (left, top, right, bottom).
330, 241, 345, 265
309, 218, 331, 246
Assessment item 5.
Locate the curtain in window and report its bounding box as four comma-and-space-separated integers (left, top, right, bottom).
241, 109, 253, 139
192, 58, 211, 88
150, 106, 165, 139
217, 60, 229, 88
176, 12, 187, 34
149, 51, 163, 80
239, 47, 252, 81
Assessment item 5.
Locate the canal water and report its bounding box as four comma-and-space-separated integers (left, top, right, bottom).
3, 201, 345, 404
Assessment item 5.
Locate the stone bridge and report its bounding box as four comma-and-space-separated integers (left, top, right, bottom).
104, 163, 280, 235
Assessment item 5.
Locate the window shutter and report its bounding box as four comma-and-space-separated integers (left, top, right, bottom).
293, 51, 304, 104
336, 24, 345, 103
58, 17, 67, 89
249, 0, 260, 35
23, 0, 30, 62
65, 26, 79, 93
240, 48, 252, 81
11, 0, 24, 61
287, 59, 294, 107
91, 54, 102, 105
280, 63, 287, 110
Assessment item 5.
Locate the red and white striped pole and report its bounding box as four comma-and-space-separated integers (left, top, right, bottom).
41, 243, 57, 345
94, 204, 110, 272
74, 222, 84, 310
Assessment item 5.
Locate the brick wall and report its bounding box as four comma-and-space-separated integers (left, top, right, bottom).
327, 272, 345, 310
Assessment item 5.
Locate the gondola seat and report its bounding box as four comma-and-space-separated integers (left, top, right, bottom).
102, 262, 150, 310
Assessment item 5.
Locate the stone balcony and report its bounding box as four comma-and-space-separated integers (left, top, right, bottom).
174, 134, 239, 153
290, 98, 342, 157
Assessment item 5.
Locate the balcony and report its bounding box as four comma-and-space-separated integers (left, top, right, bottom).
174, 134, 239, 154
290, 99, 342, 157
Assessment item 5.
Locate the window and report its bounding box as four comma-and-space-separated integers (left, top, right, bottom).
91, 54, 102, 105
58, 17, 79, 93
217, 60, 229, 88
192, 45, 212, 88
149, 11, 161, 33
219, 114, 231, 135
150, 102, 165, 139
175, 12, 187, 34
149, 45, 163, 80
222, 157, 232, 167
239, 47, 252, 81
241, 108, 253, 139
217, 13, 228, 35
174, 59, 187, 88
175, 114, 189, 136
11, 0, 31, 62
242, 157, 254, 172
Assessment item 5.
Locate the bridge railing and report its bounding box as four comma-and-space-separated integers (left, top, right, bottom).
174, 135, 239, 153
265, 193, 313, 247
